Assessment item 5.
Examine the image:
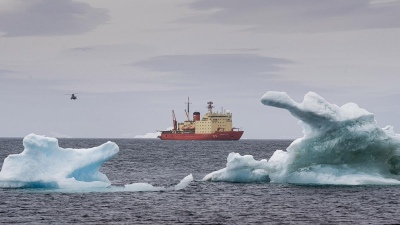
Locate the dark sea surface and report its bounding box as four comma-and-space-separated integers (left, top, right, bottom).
0, 138, 399, 224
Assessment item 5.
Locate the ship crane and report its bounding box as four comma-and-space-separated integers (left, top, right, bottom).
184, 97, 192, 121
172, 110, 177, 133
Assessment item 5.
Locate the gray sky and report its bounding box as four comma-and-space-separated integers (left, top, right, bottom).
1, 0, 400, 139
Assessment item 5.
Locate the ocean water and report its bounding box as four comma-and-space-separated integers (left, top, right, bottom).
0, 138, 399, 224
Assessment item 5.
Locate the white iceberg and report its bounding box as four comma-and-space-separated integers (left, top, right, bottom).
204, 91, 400, 185
0, 133, 119, 189
0, 134, 193, 191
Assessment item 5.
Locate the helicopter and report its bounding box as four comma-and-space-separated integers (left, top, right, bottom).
66, 93, 78, 100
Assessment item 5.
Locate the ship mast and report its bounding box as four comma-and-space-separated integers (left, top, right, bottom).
184, 97, 192, 121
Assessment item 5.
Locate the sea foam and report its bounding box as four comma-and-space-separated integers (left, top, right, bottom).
203, 91, 400, 185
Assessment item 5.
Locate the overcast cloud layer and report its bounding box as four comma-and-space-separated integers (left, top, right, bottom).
133, 54, 291, 84
182, 0, 400, 32
0, 0, 400, 139
0, 0, 108, 36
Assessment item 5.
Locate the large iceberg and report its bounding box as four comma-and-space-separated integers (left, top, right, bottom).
0, 134, 193, 191
203, 91, 400, 185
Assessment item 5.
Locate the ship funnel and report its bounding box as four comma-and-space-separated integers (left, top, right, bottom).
193, 112, 200, 121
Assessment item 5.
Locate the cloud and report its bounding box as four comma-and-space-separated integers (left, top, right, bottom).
0, 0, 108, 36
69, 47, 95, 52
0, 69, 15, 76
179, 0, 400, 33
131, 53, 292, 91
132, 53, 292, 77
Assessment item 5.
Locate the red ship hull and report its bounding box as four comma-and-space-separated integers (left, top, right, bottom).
159, 131, 244, 141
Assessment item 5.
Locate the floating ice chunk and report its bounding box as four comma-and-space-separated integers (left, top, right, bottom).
205, 91, 400, 185
124, 174, 193, 192
0, 133, 119, 189
124, 183, 166, 192
172, 174, 194, 190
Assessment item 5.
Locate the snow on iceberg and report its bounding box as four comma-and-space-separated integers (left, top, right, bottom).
0, 134, 193, 191
204, 91, 400, 185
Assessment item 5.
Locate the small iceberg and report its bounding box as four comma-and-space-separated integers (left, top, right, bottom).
0, 133, 118, 189
0, 134, 193, 191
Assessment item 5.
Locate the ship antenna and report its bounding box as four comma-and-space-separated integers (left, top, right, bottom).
184, 97, 192, 121
207, 101, 214, 113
